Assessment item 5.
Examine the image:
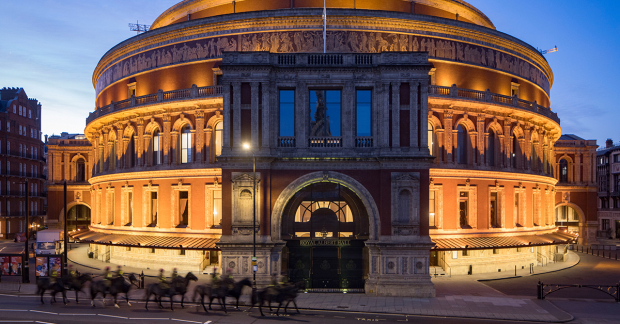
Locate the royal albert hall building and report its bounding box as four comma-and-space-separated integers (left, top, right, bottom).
62, 0, 585, 297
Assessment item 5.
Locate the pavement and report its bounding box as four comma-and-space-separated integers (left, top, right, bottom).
0, 241, 586, 323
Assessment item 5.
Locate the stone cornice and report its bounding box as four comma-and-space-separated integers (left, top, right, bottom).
89, 168, 221, 185
429, 168, 558, 186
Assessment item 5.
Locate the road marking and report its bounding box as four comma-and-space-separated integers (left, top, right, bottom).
30, 310, 57, 315
335, 316, 346, 318
171, 319, 203, 324
97, 314, 128, 319
35, 322, 56, 324
130, 318, 170, 320
57, 313, 97, 316
0, 309, 28, 311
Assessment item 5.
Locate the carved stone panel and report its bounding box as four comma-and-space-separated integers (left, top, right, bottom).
391, 172, 421, 237
231, 172, 261, 231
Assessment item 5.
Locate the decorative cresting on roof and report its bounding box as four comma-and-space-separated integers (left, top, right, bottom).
151, 0, 494, 30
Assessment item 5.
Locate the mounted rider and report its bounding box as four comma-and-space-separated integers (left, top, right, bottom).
171, 268, 179, 280
158, 269, 169, 290
211, 267, 221, 289
114, 265, 124, 279
268, 273, 279, 297
103, 266, 113, 287
223, 268, 234, 290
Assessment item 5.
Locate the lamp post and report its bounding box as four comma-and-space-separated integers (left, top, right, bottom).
242, 143, 257, 294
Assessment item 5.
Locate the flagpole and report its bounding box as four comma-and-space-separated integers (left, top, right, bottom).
323, 0, 326, 53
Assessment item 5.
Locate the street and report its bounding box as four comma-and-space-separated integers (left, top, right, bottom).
0, 294, 548, 324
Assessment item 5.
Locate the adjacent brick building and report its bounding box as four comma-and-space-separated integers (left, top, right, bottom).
0, 87, 45, 239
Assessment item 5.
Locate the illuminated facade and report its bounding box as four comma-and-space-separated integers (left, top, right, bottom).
596, 139, 620, 240
46, 0, 590, 295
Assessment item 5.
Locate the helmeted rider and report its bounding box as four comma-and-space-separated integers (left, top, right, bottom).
223, 268, 234, 290
114, 265, 124, 279
103, 266, 113, 287
69, 265, 77, 279
171, 268, 178, 280
211, 268, 221, 289
158, 269, 169, 290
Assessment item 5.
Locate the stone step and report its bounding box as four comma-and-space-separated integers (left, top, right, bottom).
429, 266, 446, 276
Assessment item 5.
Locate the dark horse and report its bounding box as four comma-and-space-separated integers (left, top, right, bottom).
36, 277, 67, 305
65, 273, 92, 303
193, 277, 252, 313
90, 274, 138, 308
144, 272, 198, 310
251, 281, 306, 316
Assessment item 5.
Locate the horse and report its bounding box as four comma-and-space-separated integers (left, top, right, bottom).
36, 277, 67, 305
144, 272, 198, 311
90, 274, 138, 308
251, 281, 305, 316
193, 277, 252, 313
64, 273, 92, 303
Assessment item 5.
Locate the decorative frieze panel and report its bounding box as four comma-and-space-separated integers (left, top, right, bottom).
231, 172, 261, 235
390, 172, 421, 237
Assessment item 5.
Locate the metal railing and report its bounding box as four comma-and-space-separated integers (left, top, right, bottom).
355, 137, 373, 148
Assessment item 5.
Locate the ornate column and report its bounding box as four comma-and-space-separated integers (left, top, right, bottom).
503, 120, 511, 169
379, 82, 390, 149
196, 110, 205, 164
420, 82, 429, 151
524, 125, 532, 171
116, 123, 124, 170
137, 119, 144, 167
102, 128, 109, 171
163, 114, 172, 165
343, 81, 355, 148
391, 82, 400, 148
575, 153, 582, 184
477, 114, 485, 166
223, 82, 232, 153
443, 110, 453, 163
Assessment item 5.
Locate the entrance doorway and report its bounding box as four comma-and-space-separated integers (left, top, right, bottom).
280, 182, 369, 291
67, 205, 91, 231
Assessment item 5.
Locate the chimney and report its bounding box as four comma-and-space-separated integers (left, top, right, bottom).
606, 138, 613, 148
44, 134, 48, 143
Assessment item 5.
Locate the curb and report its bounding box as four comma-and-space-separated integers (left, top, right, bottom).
529, 252, 580, 277
477, 276, 521, 282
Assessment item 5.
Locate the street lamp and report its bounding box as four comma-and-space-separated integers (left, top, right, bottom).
242, 143, 257, 294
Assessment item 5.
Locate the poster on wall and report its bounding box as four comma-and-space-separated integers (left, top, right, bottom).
0, 256, 9, 275
49, 257, 61, 278
10, 256, 22, 276
36, 257, 49, 277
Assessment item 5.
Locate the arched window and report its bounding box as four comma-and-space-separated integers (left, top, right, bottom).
428, 122, 436, 157
215, 122, 223, 157
488, 129, 495, 167
76, 159, 85, 182
179, 125, 191, 164
127, 135, 136, 168
152, 129, 162, 165
559, 159, 568, 183
456, 124, 467, 165
512, 136, 518, 168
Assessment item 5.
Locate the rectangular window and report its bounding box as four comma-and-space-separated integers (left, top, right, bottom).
462, 250, 469, 256
514, 192, 520, 226
180, 131, 191, 164
125, 192, 133, 226
213, 189, 222, 227
429, 190, 436, 227
179, 191, 189, 227
493, 249, 499, 254
180, 249, 186, 256
490, 192, 498, 227
107, 191, 115, 225
309, 90, 341, 137
279, 90, 295, 137
356, 90, 372, 137
459, 191, 469, 228
602, 219, 610, 230
149, 192, 158, 226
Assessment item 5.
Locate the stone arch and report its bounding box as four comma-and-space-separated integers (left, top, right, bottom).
271, 171, 381, 241
511, 124, 524, 139
145, 119, 162, 135
206, 114, 223, 130
428, 114, 442, 130
123, 124, 136, 139
58, 201, 92, 225
554, 201, 585, 222
172, 115, 194, 133
453, 116, 476, 132
485, 120, 503, 135
108, 128, 117, 141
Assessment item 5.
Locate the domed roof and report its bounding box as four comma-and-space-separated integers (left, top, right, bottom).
151, 0, 495, 30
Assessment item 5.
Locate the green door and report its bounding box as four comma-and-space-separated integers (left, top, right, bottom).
312, 246, 340, 289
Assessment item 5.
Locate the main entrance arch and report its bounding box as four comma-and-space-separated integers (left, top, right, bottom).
272, 171, 378, 291
65, 204, 91, 231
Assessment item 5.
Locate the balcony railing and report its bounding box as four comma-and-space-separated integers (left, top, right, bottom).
308, 137, 342, 148
355, 137, 373, 148
87, 85, 223, 124
429, 85, 559, 124
277, 137, 296, 148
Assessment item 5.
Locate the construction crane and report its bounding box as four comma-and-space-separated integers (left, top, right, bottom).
129, 21, 150, 35
540, 46, 558, 55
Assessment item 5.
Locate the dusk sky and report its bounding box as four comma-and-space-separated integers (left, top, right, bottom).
1, 0, 618, 146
